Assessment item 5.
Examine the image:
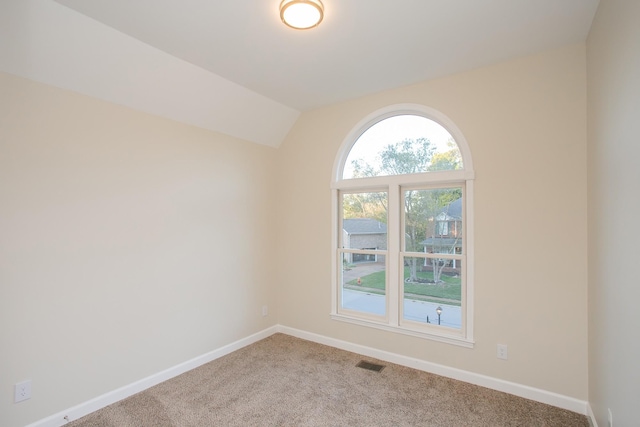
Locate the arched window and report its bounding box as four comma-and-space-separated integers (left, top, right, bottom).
331, 105, 475, 346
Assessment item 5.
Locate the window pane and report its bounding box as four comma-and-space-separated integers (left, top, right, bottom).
340, 258, 386, 316
402, 257, 461, 329
343, 115, 462, 180
404, 188, 463, 254
342, 192, 387, 253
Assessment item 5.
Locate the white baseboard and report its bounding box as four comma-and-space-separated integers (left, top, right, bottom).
29, 324, 591, 426
586, 403, 599, 427
277, 325, 590, 416
27, 326, 279, 427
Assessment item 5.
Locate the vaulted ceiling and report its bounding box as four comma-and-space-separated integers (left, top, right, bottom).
1, 1, 599, 147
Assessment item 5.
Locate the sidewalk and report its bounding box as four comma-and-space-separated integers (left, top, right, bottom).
342, 261, 386, 283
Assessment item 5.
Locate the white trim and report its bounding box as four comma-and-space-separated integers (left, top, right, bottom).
27, 326, 279, 427
464, 179, 475, 340
330, 188, 339, 316
277, 326, 589, 416
29, 325, 590, 426
330, 314, 474, 348
331, 169, 474, 190
587, 403, 599, 427
387, 184, 400, 326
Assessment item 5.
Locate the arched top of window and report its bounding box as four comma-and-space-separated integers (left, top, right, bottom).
334, 104, 474, 183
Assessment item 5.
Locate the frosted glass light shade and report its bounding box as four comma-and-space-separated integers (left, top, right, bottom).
280, 0, 324, 30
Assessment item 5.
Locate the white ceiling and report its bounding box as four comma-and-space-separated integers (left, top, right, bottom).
1, 1, 599, 147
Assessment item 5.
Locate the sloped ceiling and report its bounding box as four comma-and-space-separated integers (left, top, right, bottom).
1, 0, 599, 147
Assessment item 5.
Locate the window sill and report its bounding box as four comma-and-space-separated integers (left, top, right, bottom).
331, 313, 475, 348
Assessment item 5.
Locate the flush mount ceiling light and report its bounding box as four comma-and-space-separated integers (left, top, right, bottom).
280, 0, 324, 30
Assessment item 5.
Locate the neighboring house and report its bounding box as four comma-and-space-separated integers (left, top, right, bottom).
343, 218, 387, 263
421, 197, 463, 270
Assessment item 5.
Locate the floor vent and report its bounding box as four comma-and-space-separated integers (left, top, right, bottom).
356, 360, 385, 372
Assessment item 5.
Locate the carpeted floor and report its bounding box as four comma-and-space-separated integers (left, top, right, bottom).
67, 333, 590, 426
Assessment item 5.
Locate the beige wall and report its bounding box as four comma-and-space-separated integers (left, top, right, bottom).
0, 72, 278, 427
2, 41, 597, 426
277, 44, 588, 400
587, 1, 640, 426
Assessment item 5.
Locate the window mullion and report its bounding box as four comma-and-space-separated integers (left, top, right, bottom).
387, 184, 400, 326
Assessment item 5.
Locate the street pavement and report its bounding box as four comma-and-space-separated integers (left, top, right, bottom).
342, 262, 461, 329
342, 289, 461, 329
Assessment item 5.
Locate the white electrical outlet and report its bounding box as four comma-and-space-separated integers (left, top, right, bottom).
262, 305, 268, 317
14, 380, 32, 403
497, 344, 508, 360
608, 408, 613, 427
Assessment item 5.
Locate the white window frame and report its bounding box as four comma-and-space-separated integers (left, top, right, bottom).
331, 104, 475, 347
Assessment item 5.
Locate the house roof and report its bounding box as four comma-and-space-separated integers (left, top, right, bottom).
421, 237, 462, 249
439, 198, 463, 220
343, 219, 387, 235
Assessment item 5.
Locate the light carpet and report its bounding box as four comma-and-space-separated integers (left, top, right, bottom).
67, 333, 589, 426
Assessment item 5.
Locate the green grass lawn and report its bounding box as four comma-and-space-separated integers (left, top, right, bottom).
346, 267, 461, 305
